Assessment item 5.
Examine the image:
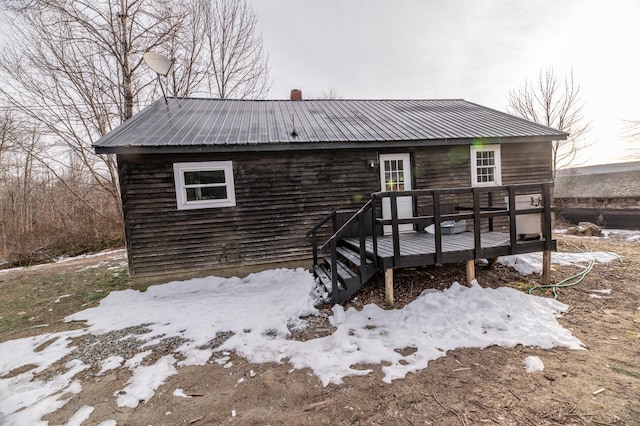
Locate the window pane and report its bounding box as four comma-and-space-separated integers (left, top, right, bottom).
477, 167, 494, 183
184, 170, 226, 185
186, 186, 227, 201
476, 151, 495, 167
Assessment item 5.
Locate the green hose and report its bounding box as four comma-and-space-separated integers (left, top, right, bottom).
528, 259, 595, 299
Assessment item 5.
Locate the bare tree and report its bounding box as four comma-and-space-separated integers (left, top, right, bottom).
507, 68, 590, 178
0, 111, 125, 264
0, 112, 19, 253
622, 117, 640, 159
0, 0, 272, 262
201, 0, 271, 99
313, 87, 342, 99
0, 0, 271, 213
0, 0, 190, 206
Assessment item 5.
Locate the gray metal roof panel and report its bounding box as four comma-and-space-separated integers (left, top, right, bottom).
94, 98, 568, 151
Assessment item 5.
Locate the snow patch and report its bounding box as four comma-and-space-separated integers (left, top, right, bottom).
499, 251, 618, 275
65, 405, 94, 426
524, 356, 544, 373
0, 264, 593, 423
172, 388, 191, 398
98, 356, 124, 375
115, 355, 178, 408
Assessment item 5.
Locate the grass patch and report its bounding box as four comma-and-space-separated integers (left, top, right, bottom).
610, 365, 640, 379
0, 259, 131, 343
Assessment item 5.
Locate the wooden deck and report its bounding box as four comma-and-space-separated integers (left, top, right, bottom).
307, 182, 557, 304
344, 231, 555, 269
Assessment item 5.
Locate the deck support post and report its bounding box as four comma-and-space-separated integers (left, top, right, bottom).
465, 260, 475, 286
487, 257, 499, 269
542, 250, 551, 285
385, 268, 394, 309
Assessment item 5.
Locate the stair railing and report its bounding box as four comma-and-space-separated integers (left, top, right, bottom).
306, 200, 374, 300
321, 199, 374, 296
305, 210, 337, 266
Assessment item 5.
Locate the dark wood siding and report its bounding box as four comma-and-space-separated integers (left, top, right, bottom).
412, 142, 552, 232
119, 141, 553, 279
412, 141, 552, 189
120, 150, 381, 277
501, 141, 553, 184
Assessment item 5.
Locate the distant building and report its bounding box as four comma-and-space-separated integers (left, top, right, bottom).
555, 161, 640, 229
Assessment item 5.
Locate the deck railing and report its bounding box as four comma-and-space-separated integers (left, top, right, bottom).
371, 182, 555, 267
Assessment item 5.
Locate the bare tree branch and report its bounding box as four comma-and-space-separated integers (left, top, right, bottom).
201, 0, 271, 99
507, 68, 591, 178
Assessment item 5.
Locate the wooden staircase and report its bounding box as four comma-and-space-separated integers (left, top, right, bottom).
307, 201, 378, 304
314, 245, 377, 304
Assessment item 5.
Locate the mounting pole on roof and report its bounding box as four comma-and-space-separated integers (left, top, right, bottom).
291, 113, 298, 137
143, 51, 175, 105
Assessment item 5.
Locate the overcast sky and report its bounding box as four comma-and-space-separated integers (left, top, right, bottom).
249, 0, 640, 166
0, 1, 637, 166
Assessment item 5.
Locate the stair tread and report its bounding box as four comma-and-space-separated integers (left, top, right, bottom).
314, 264, 331, 284
314, 264, 344, 293
336, 246, 373, 267
322, 257, 360, 281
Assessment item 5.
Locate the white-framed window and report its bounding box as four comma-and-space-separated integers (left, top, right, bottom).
173, 161, 236, 210
470, 144, 502, 186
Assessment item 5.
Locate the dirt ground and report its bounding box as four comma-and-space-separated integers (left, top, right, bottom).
4, 235, 640, 425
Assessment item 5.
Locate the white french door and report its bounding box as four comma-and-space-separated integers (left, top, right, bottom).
379, 154, 414, 234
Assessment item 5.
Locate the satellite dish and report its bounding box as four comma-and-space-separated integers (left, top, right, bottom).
143, 52, 175, 104
143, 51, 174, 76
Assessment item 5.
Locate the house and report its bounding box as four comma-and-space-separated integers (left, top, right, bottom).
94, 94, 567, 302
555, 161, 640, 229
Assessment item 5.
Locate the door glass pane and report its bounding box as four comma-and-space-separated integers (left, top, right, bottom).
385, 170, 393, 191
384, 160, 409, 191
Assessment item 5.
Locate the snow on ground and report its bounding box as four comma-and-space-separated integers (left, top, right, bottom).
601, 229, 640, 240
0, 249, 127, 276
54, 249, 127, 265
498, 251, 620, 276
0, 253, 615, 425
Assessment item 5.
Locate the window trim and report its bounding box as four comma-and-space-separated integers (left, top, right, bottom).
173, 161, 236, 210
470, 144, 502, 187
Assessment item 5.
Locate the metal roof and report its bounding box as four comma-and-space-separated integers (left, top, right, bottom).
555, 162, 640, 198
556, 161, 640, 177
94, 97, 568, 153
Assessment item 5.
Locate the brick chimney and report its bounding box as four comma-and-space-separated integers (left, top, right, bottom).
290, 89, 302, 101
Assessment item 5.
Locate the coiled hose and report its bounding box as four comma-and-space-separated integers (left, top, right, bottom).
528, 259, 595, 299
